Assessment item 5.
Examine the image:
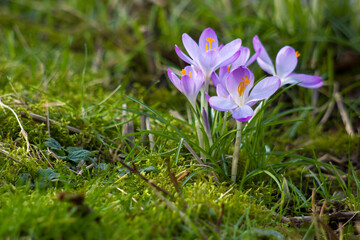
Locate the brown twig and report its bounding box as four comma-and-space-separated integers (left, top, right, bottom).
281, 211, 360, 229
20, 111, 81, 134
176, 170, 190, 182
216, 203, 225, 228
165, 157, 181, 194
77, 163, 95, 176
117, 158, 170, 197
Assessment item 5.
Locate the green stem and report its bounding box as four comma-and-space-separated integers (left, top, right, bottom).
231, 121, 242, 182
221, 112, 228, 136
194, 109, 205, 159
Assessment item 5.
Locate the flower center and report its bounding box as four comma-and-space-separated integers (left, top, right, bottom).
296, 51, 301, 58
238, 76, 251, 97
206, 37, 215, 51
181, 69, 191, 77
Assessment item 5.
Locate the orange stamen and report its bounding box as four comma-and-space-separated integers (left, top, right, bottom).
227, 66, 231, 71
206, 37, 215, 51
237, 76, 251, 97
189, 71, 192, 78
181, 69, 186, 75
296, 51, 301, 58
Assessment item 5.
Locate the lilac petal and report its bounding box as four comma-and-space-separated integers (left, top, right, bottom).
232, 105, 254, 122
226, 67, 253, 103
181, 75, 196, 103
199, 28, 219, 52
211, 72, 220, 86
299, 81, 324, 88
209, 96, 237, 111
246, 76, 280, 105
232, 47, 250, 69
202, 108, 211, 135
205, 92, 210, 102
245, 40, 262, 67
175, 45, 195, 65
218, 66, 229, 79
216, 84, 229, 98
199, 51, 221, 74
167, 68, 182, 91
194, 68, 205, 90
182, 33, 199, 62
275, 46, 298, 78
253, 35, 275, 75
286, 73, 323, 88
218, 39, 242, 63
216, 50, 241, 69
184, 65, 193, 75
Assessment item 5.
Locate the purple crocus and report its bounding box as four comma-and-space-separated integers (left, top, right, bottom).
207, 67, 280, 122
212, 36, 261, 87
174, 28, 242, 83
167, 66, 205, 107
253, 36, 323, 88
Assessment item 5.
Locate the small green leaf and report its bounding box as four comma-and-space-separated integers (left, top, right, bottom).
67, 150, 92, 163
38, 168, 59, 181
138, 166, 157, 173
66, 146, 83, 153
44, 137, 62, 151
16, 173, 32, 186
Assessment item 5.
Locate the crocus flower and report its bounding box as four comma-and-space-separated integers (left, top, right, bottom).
167, 66, 205, 107
212, 36, 262, 87
174, 28, 242, 83
207, 67, 280, 122
253, 36, 323, 88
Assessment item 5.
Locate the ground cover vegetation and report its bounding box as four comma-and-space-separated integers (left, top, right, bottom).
0, 0, 359, 239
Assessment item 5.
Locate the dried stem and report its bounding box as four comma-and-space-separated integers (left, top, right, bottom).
0, 147, 22, 164
117, 158, 170, 197
0, 100, 30, 152
20, 111, 80, 134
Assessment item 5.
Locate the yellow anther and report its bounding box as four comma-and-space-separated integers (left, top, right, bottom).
206, 37, 215, 51
237, 76, 251, 97
296, 51, 301, 58
181, 69, 191, 77
227, 66, 231, 71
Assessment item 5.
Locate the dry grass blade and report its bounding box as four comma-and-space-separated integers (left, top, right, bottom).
333, 82, 355, 136
0, 147, 22, 164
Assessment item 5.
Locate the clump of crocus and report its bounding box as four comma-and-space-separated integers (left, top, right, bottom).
167, 27, 323, 182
